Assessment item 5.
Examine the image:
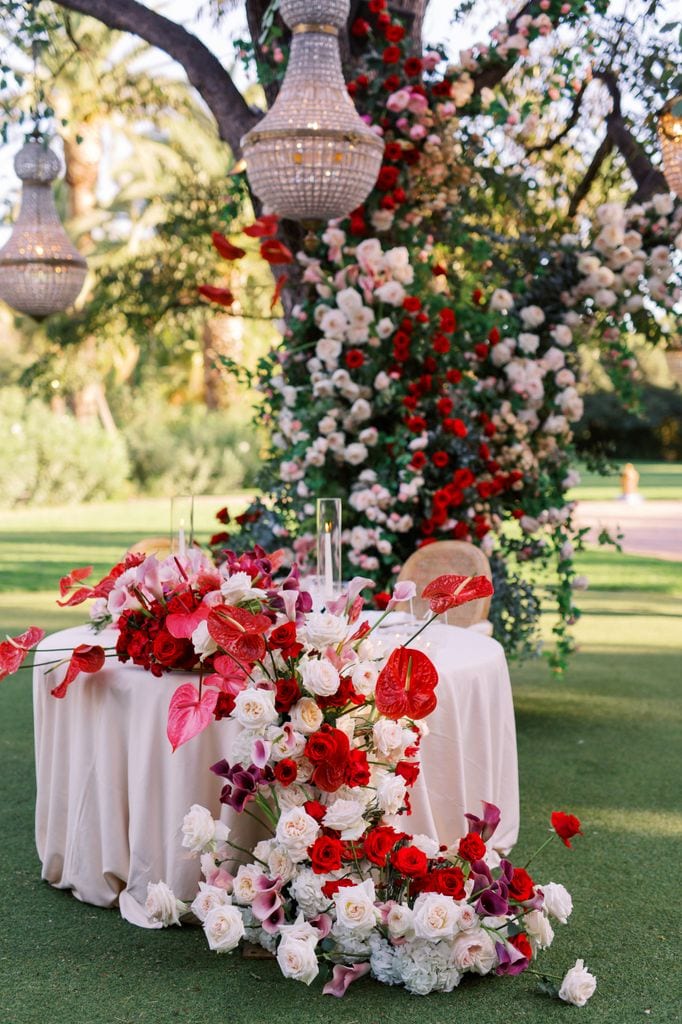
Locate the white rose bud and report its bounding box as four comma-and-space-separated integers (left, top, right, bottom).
181, 804, 231, 855
559, 959, 597, 1006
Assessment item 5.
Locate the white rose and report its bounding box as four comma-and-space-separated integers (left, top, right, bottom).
372, 720, 407, 762
375, 280, 406, 306
182, 804, 230, 855
190, 883, 232, 923
451, 928, 497, 974
304, 612, 348, 648
456, 902, 478, 930
190, 621, 218, 660
376, 319, 395, 340
275, 807, 320, 862
232, 864, 263, 905
333, 879, 378, 937
490, 288, 514, 312
203, 904, 245, 953
350, 661, 378, 696
344, 442, 369, 465
412, 892, 460, 940
541, 881, 573, 923
277, 937, 319, 985
299, 657, 340, 697
145, 881, 185, 927
520, 305, 545, 328
267, 845, 297, 884
289, 697, 324, 735
290, 868, 328, 916
524, 909, 554, 951
220, 570, 263, 603
518, 332, 539, 354
550, 324, 572, 347
233, 688, 278, 729
376, 772, 407, 814
652, 193, 674, 216
559, 959, 597, 1006
323, 799, 366, 840
387, 902, 415, 939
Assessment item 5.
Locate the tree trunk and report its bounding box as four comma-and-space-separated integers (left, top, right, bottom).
202, 312, 245, 410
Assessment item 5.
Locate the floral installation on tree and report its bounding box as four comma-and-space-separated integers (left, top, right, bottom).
197, 0, 681, 673
140, 563, 594, 1005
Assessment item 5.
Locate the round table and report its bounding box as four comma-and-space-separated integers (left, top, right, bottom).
33, 618, 519, 928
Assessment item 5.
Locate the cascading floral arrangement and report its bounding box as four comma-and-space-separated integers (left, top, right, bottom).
200, 0, 682, 672
134, 559, 595, 1005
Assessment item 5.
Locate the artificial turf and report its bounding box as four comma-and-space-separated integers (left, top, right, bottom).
0, 503, 681, 1023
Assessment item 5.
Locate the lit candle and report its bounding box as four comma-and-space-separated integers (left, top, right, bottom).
324, 522, 333, 601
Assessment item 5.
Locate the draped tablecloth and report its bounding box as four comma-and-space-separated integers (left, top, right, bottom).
33, 618, 518, 928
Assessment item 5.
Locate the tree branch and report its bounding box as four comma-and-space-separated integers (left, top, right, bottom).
471, 1, 535, 95
595, 70, 669, 202
525, 82, 587, 154
52, 0, 259, 154
568, 134, 613, 217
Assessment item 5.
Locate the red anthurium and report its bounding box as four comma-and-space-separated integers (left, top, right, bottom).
50, 644, 105, 699
166, 603, 209, 640
58, 566, 93, 597
197, 284, 235, 307
260, 239, 294, 265
0, 626, 45, 681
167, 682, 219, 751
271, 273, 288, 310
211, 231, 246, 260
421, 573, 494, 614
207, 605, 271, 663
375, 646, 438, 720
243, 215, 279, 238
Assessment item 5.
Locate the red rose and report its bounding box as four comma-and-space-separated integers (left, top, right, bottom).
433, 334, 450, 354
345, 348, 365, 369
369, 0, 386, 10
307, 726, 350, 792
431, 867, 465, 899
410, 451, 427, 470
437, 396, 454, 416
439, 308, 457, 333
322, 877, 354, 899
509, 932, 533, 962
305, 729, 338, 764
209, 531, 230, 546
391, 845, 428, 878
404, 57, 423, 77
376, 165, 400, 191
382, 45, 401, 63
431, 450, 449, 468
273, 758, 298, 786
382, 74, 401, 91
216, 506, 230, 524
213, 691, 236, 720
551, 811, 583, 847
346, 748, 370, 787
446, 368, 462, 384
349, 213, 367, 235
474, 342, 489, 360
403, 295, 421, 312
269, 622, 297, 650
309, 836, 343, 874
351, 16, 370, 36
364, 825, 405, 866
509, 867, 535, 903
304, 800, 327, 822
488, 326, 501, 344
152, 630, 189, 668
395, 760, 420, 786
383, 23, 405, 42
457, 832, 487, 862
274, 676, 300, 713
384, 141, 402, 161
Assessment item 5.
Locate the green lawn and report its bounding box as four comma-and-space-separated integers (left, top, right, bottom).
568, 461, 682, 502
1, 503, 681, 1024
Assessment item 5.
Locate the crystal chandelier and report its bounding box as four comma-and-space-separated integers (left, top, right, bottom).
0, 135, 87, 319
658, 96, 682, 198
241, 0, 384, 222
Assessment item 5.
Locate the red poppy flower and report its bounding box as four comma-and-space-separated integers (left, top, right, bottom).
211, 232, 246, 260
207, 605, 272, 663
375, 645, 438, 720
421, 574, 494, 614
551, 811, 583, 847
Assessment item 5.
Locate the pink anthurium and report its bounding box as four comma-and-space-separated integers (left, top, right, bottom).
167, 682, 219, 751
166, 604, 209, 639
322, 962, 371, 997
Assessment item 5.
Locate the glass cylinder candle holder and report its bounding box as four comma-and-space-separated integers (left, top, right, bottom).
316, 498, 342, 604
171, 494, 195, 558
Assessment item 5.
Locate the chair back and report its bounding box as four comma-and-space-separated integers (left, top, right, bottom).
127, 536, 174, 558
396, 540, 492, 626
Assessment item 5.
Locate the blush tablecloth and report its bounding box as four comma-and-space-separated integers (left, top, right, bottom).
33, 618, 518, 928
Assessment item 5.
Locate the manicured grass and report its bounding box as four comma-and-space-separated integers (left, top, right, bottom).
1, 505, 681, 1023
568, 460, 682, 501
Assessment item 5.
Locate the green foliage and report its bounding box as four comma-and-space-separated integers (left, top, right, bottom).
118, 395, 263, 497
576, 386, 682, 461
0, 387, 129, 507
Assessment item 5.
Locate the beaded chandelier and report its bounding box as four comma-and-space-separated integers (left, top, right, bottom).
241, 0, 384, 222
0, 136, 87, 319
658, 96, 682, 198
